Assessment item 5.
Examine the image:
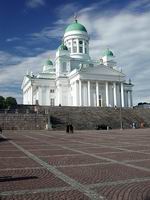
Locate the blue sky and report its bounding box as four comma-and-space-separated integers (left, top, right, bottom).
0, 0, 150, 105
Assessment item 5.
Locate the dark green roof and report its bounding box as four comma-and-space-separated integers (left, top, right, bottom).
103, 48, 114, 57
46, 59, 53, 66
58, 43, 68, 51
65, 20, 87, 33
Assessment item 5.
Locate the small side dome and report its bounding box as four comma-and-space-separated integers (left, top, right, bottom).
58, 43, 68, 51
65, 20, 87, 33
103, 48, 114, 57
46, 59, 53, 66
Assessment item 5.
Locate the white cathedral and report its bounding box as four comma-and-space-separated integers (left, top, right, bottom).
22, 19, 133, 107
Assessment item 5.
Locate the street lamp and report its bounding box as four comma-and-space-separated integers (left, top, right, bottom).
119, 75, 123, 130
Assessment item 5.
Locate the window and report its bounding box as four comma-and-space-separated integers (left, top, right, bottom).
50, 98, 55, 106
79, 40, 83, 44
68, 47, 71, 52
73, 41, 76, 45
50, 89, 54, 93
62, 62, 67, 72
79, 46, 83, 53
73, 46, 77, 53
85, 48, 87, 54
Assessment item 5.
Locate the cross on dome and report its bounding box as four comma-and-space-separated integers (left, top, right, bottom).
74, 13, 78, 23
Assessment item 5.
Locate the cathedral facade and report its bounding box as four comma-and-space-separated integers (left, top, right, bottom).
21, 19, 133, 107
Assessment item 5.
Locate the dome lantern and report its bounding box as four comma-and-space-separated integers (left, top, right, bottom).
58, 43, 68, 51
46, 59, 53, 66
102, 48, 114, 57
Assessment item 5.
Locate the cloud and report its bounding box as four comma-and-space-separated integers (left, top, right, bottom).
1, 0, 150, 105
75, 2, 150, 104
26, 0, 45, 8
6, 37, 21, 42
0, 50, 55, 103
30, 26, 64, 41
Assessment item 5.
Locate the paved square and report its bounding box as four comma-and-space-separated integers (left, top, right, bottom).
1, 128, 150, 200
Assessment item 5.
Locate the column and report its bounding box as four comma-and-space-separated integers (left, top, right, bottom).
77, 39, 79, 53
71, 39, 73, 53
83, 40, 85, 54
121, 83, 124, 107
38, 87, 42, 105
79, 80, 82, 106
106, 82, 109, 107
30, 86, 33, 105
96, 81, 99, 107
113, 82, 117, 107
74, 80, 78, 106
87, 81, 91, 106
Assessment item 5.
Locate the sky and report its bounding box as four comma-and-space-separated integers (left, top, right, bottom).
0, 0, 150, 105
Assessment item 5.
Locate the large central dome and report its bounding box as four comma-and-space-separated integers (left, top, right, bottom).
65, 20, 87, 33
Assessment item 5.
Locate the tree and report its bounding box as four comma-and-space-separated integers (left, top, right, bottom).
5, 97, 17, 109
0, 96, 5, 109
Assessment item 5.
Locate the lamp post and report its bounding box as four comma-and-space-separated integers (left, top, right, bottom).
119, 76, 123, 130
45, 109, 52, 130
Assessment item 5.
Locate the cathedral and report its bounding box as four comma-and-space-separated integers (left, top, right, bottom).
21, 18, 133, 107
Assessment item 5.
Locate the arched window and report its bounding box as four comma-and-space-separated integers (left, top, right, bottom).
79, 40, 83, 53
73, 40, 77, 53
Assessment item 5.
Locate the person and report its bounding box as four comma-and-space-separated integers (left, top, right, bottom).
66, 123, 69, 133
70, 124, 74, 133
0, 126, 2, 134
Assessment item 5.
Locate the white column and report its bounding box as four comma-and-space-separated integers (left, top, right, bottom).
83, 40, 85, 54
79, 80, 82, 106
77, 39, 79, 53
87, 81, 91, 106
74, 81, 78, 106
96, 81, 99, 107
38, 87, 42, 105
121, 83, 124, 107
71, 39, 73, 53
106, 82, 109, 107
113, 82, 117, 107
30, 86, 33, 105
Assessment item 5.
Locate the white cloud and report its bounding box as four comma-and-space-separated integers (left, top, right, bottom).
0, 50, 55, 103
6, 37, 21, 42
26, 0, 45, 8
76, 3, 150, 105
1, 0, 150, 105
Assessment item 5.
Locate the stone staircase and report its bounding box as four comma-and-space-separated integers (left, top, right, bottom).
0, 106, 150, 130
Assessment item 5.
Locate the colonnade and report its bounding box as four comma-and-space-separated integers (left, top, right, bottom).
77, 80, 133, 107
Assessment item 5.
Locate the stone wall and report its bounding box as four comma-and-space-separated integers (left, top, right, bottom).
0, 106, 150, 130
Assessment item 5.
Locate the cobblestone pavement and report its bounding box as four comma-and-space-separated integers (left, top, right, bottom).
1, 128, 150, 199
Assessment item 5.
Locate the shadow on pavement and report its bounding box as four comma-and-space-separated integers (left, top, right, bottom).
0, 137, 11, 143
0, 176, 38, 182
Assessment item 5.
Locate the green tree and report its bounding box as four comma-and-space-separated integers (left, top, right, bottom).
5, 97, 17, 109
0, 96, 5, 109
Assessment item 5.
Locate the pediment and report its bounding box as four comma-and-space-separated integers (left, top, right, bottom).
80, 64, 125, 77
21, 75, 31, 89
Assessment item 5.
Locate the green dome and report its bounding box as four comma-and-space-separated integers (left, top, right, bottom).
58, 43, 68, 51
103, 49, 114, 57
46, 59, 53, 66
65, 20, 87, 33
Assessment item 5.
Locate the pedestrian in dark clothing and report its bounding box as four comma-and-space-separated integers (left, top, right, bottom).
70, 124, 74, 133
66, 124, 69, 133
0, 126, 2, 134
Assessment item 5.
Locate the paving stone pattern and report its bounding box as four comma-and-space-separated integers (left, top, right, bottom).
1, 128, 150, 199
